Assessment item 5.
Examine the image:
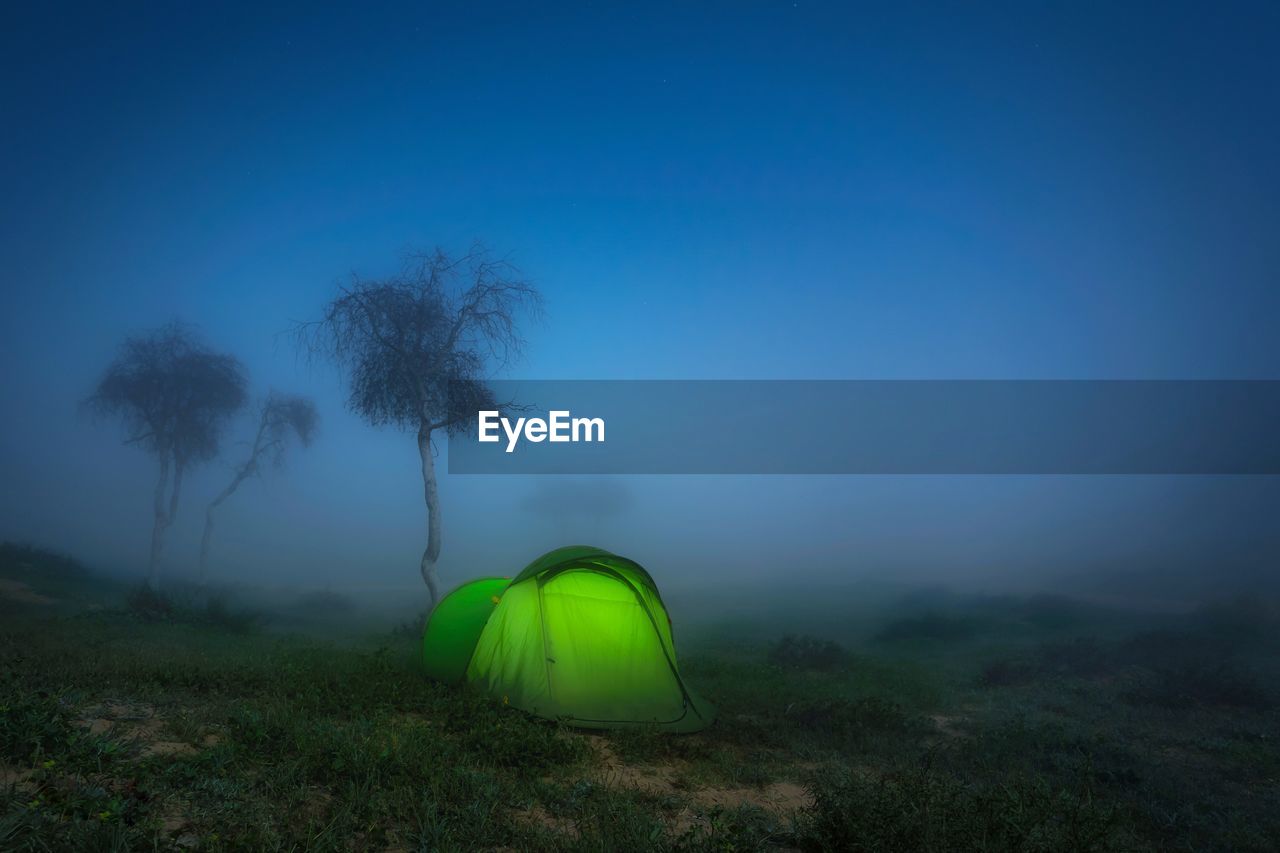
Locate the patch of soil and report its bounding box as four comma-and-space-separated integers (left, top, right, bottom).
693, 781, 811, 813
142, 741, 198, 758
74, 701, 201, 759
0, 761, 36, 790
76, 701, 160, 737
154, 800, 199, 847
159, 805, 188, 836
514, 804, 581, 839
585, 734, 813, 816
0, 579, 56, 605
929, 713, 968, 739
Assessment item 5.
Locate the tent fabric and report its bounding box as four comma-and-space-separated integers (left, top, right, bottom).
420, 576, 510, 683
422, 546, 714, 732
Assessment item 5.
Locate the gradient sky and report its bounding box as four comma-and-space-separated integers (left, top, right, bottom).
3, 3, 1278, 600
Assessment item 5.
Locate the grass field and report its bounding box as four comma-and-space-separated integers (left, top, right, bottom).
2, 543, 1278, 851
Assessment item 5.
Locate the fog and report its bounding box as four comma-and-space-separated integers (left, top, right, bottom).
3, 4, 1278, 613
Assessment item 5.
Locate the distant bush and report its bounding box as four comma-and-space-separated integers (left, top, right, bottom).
1119, 628, 1234, 671
203, 594, 265, 633
978, 658, 1037, 688
1018, 594, 1090, 630
1195, 594, 1280, 643
125, 583, 174, 621
1036, 636, 1111, 678
293, 588, 357, 615
0, 542, 88, 578
392, 611, 427, 638
124, 584, 262, 632
874, 611, 975, 643
770, 634, 848, 670
894, 586, 957, 610
979, 637, 1112, 688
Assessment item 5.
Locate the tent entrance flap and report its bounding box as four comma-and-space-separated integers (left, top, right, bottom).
540, 569, 686, 724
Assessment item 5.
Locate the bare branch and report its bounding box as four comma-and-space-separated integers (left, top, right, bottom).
292, 246, 541, 434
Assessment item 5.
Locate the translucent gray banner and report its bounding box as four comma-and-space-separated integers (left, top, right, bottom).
446, 380, 1280, 475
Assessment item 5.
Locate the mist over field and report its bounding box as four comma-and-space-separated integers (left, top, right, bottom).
3, 5, 1279, 612
2, 4, 1279, 851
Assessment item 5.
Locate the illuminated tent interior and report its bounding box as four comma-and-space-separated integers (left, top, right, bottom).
422, 546, 714, 732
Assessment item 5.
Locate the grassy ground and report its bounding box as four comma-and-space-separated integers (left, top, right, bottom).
2, 544, 1278, 851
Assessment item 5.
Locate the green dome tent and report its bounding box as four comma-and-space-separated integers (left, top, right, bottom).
422, 546, 714, 732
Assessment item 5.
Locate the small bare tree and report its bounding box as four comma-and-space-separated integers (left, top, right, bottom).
297, 246, 541, 608
198, 391, 319, 585
86, 322, 247, 589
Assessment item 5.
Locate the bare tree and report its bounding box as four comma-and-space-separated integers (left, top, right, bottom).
198, 391, 318, 585
297, 246, 541, 608
86, 322, 247, 589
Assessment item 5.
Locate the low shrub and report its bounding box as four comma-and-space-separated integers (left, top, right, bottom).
204, 594, 265, 632
125, 583, 173, 622
874, 612, 975, 643
392, 611, 427, 638
1017, 594, 1090, 630
124, 584, 262, 631
1036, 637, 1111, 678
770, 634, 848, 670
293, 588, 357, 615
1119, 629, 1233, 671
0, 689, 75, 764
0, 541, 88, 578
1195, 594, 1280, 644
978, 658, 1036, 688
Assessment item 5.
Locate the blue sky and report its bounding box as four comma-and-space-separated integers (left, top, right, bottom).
2, 3, 1278, 598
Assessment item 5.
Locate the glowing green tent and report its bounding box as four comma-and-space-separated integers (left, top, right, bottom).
422, 546, 714, 732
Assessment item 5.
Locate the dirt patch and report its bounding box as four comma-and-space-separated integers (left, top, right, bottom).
694, 781, 811, 812
298, 786, 335, 823
74, 701, 202, 760
0, 579, 56, 605
929, 713, 968, 739
513, 804, 581, 839
587, 735, 681, 795
157, 802, 200, 848
0, 761, 36, 790
160, 806, 189, 836
76, 701, 162, 738
142, 741, 199, 758
99, 701, 158, 722
585, 734, 812, 816
83, 718, 114, 736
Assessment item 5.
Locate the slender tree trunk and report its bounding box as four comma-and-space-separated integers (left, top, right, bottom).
198, 505, 217, 588
199, 413, 269, 587
148, 453, 171, 590
198, 473, 248, 587
417, 422, 442, 610
147, 454, 185, 590
169, 461, 184, 525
